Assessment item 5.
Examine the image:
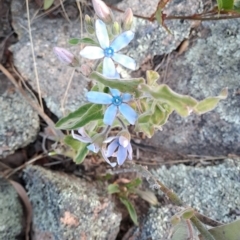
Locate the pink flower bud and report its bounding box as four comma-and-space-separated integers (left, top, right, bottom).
122, 8, 133, 31
53, 47, 79, 67
92, 0, 113, 24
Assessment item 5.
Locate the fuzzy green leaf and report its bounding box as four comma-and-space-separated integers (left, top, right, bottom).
135, 121, 155, 138
171, 220, 198, 240
63, 135, 88, 164
140, 84, 198, 117
135, 189, 159, 206
151, 104, 173, 126
217, 0, 234, 10
194, 88, 228, 114
107, 184, 120, 194
55, 103, 103, 130
125, 178, 142, 190
90, 71, 144, 97
199, 219, 240, 240
43, 0, 54, 10
69, 37, 99, 46
146, 70, 159, 86
120, 198, 138, 225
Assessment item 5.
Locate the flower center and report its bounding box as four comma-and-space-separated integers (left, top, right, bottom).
104, 47, 114, 57
112, 96, 122, 106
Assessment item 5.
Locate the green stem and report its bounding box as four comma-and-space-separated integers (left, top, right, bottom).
117, 116, 127, 129
190, 216, 215, 240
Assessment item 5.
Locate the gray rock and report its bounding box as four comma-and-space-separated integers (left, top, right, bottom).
23, 165, 121, 240
149, 19, 240, 156
127, 159, 240, 240
0, 74, 39, 157
10, 0, 90, 118
0, 178, 24, 239
116, 0, 203, 64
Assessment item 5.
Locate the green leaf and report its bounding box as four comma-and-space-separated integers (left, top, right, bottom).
217, 0, 234, 10
69, 37, 99, 46
181, 208, 195, 220
140, 84, 198, 117
199, 219, 240, 240
135, 121, 155, 138
146, 70, 159, 86
107, 184, 120, 194
43, 0, 54, 10
90, 71, 144, 97
151, 104, 172, 126
194, 88, 228, 114
55, 103, 104, 130
120, 197, 138, 225
171, 220, 198, 240
125, 178, 142, 190
63, 135, 88, 164
134, 189, 159, 205
155, 0, 171, 34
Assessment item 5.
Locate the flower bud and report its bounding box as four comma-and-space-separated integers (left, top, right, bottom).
112, 21, 121, 35
53, 47, 79, 67
84, 15, 95, 34
118, 130, 131, 148
92, 0, 113, 24
122, 8, 133, 31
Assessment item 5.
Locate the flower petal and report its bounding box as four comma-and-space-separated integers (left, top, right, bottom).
127, 143, 133, 160
119, 136, 129, 148
106, 139, 119, 157
87, 143, 100, 153
117, 146, 127, 165
112, 53, 136, 70
71, 130, 92, 143
80, 46, 104, 59
110, 88, 121, 97
119, 103, 138, 125
104, 136, 117, 143
78, 127, 90, 138
104, 104, 118, 125
114, 70, 120, 79
122, 93, 132, 102
87, 91, 112, 104
110, 31, 134, 52
103, 57, 116, 78
95, 19, 109, 49
101, 149, 117, 167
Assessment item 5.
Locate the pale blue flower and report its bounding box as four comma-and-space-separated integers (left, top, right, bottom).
104, 135, 133, 165
87, 88, 138, 126
80, 19, 136, 78
71, 128, 117, 167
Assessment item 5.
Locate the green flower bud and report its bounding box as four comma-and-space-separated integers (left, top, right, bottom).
84, 15, 95, 34
112, 21, 121, 35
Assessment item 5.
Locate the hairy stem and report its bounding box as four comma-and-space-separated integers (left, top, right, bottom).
191, 216, 215, 240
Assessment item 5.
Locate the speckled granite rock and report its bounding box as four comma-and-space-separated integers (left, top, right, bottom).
126, 159, 240, 240
23, 165, 121, 240
0, 178, 24, 239
149, 19, 240, 156
0, 74, 39, 158
116, 0, 203, 64
10, 0, 90, 118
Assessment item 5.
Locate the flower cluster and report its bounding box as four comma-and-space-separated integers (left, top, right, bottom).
54, 0, 137, 167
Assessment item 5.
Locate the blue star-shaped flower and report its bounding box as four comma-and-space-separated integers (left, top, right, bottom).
80, 19, 136, 78
87, 88, 138, 125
